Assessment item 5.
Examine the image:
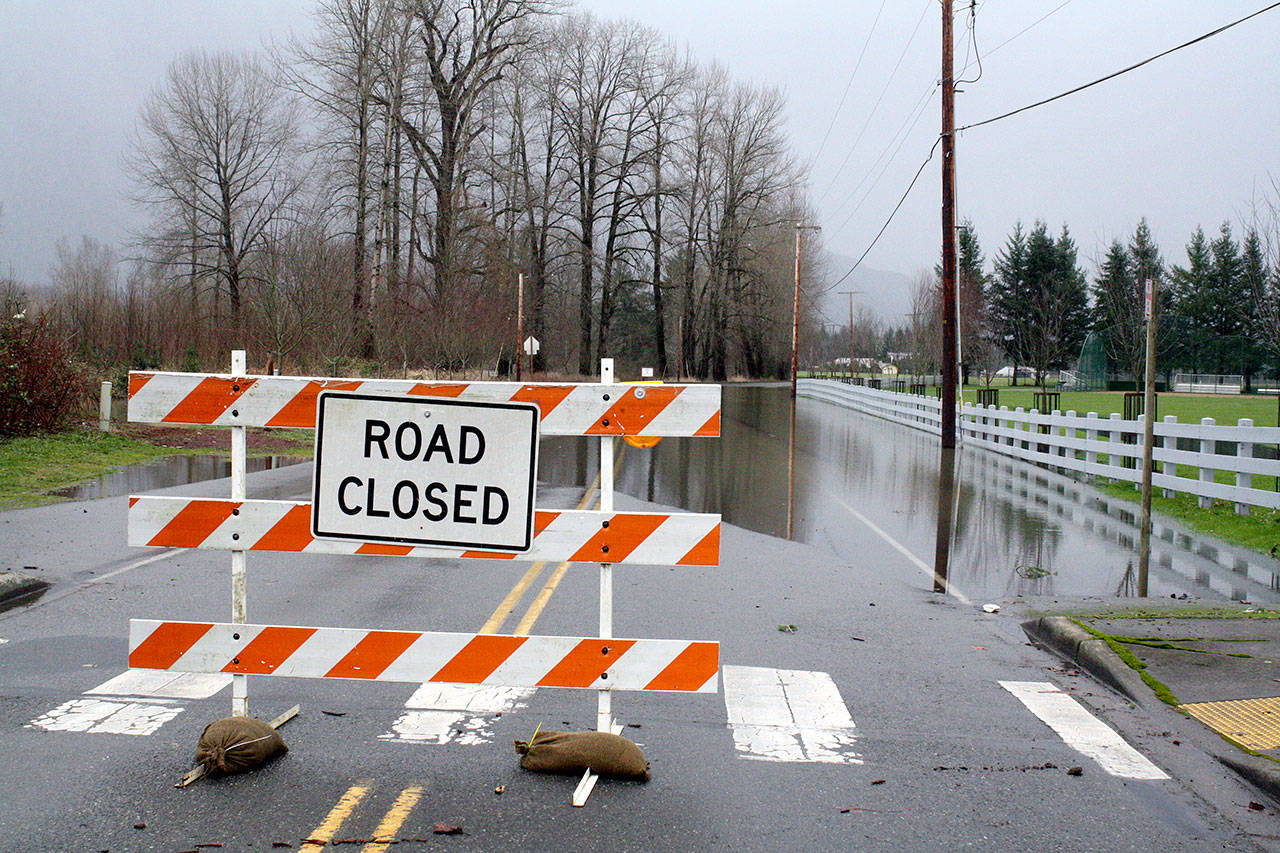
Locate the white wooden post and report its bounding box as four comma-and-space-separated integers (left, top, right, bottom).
1199, 417, 1215, 509
1014, 407, 1025, 451
1236, 418, 1253, 516
99, 381, 112, 431
1109, 413, 1123, 481
1000, 405, 1011, 448
1063, 411, 1074, 472
1161, 415, 1177, 497
1085, 412, 1098, 475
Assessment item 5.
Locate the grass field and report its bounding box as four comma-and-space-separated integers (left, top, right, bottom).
964, 387, 1279, 427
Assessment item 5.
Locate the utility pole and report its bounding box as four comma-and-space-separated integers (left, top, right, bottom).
790, 224, 821, 399
934, 0, 959, 594
939, 0, 958, 449
1138, 276, 1157, 596
840, 290, 861, 381
516, 273, 525, 382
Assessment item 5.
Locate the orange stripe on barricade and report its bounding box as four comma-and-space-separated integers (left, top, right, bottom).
265, 379, 361, 427
224, 626, 317, 674
677, 525, 721, 566
534, 511, 560, 533
569, 514, 667, 563
128, 372, 154, 399
407, 383, 469, 397
255, 504, 314, 552
148, 499, 240, 547
432, 634, 526, 684
460, 550, 517, 560
129, 621, 213, 670
537, 639, 636, 688
355, 543, 415, 556
643, 642, 719, 691
162, 376, 256, 424
510, 385, 573, 420
325, 630, 421, 679
694, 410, 721, 437
585, 386, 682, 435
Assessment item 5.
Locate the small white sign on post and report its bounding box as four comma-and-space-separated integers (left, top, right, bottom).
523, 336, 540, 356
312, 392, 539, 551
640, 367, 654, 379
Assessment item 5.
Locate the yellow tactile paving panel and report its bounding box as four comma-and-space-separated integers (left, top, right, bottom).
1180, 697, 1280, 750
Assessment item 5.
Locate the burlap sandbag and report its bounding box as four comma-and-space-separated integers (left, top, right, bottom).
195, 716, 287, 776
514, 730, 649, 781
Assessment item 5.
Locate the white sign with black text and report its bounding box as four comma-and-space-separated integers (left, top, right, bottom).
312, 392, 539, 551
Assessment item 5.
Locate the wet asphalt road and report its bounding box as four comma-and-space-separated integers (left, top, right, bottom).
1, 390, 1279, 850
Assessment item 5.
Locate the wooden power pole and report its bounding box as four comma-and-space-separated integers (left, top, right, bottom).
934, 0, 959, 593
940, 0, 958, 450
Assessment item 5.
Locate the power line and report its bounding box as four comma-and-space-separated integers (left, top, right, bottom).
958, 1, 1280, 133
828, 136, 942, 292
812, 0, 889, 164
818, 0, 933, 203
957, 0, 1074, 77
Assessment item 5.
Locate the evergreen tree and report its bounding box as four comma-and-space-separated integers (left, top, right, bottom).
1019, 222, 1089, 385
1169, 227, 1213, 371
989, 221, 1030, 384
1241, 228, 1268, 388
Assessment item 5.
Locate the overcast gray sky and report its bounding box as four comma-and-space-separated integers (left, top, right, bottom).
2, 0, 1277, 316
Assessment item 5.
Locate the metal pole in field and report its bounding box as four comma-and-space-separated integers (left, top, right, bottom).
230, 349, 248, 716
1138, 277, 1158, 596
516, 273, 525, 382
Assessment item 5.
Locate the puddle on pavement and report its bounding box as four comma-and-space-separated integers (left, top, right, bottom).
51, 455, 307, 501
540, 384, 1280, 604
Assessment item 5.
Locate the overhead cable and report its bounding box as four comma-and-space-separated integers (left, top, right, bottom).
957, 1, 1280, 133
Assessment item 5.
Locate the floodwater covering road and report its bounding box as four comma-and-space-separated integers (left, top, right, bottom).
541, 383, 1280, 606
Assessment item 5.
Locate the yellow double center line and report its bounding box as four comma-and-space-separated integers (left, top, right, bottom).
480, 443, 625, 636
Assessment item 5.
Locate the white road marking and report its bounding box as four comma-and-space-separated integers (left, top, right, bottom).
380, 684, 534, 745
833, 495, 973, 605
27, 698, 183, 735
27, 669, 230, 736
1000, 681, 1169, 780
87, 669, 231, 699
722, 666, 861, 764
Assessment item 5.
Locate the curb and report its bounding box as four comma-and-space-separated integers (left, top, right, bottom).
0, 571, 49, 611
1022, 615, 1280, 805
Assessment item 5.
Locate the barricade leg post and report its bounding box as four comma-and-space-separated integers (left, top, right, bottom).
230, 349, 248, 717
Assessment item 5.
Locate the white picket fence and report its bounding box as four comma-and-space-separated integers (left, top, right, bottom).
799, 379, 1280, 515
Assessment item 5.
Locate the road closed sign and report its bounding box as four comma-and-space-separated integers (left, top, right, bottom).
312, 392, 539, 551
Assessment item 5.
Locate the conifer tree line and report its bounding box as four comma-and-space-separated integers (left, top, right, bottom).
815, 211, 1280, 391
16, 0, 818, 380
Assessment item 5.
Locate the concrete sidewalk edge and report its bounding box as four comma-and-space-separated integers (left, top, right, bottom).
0, 571, 49, 611
1022, 615, 1280, 804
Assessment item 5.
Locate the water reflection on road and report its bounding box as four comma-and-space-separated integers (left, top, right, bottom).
540, 384, 1280, 604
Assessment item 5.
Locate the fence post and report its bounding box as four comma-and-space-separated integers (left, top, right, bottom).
99, 381, 112, 432
1015, 407, 1025, 451
1063, 410, 1075, 472
1161, 415, 1177, 498
1109, 413, 1123, 482
1199, 417, 1215, 509
1236, 418, 1253, 516
1085, 412, 1098, 475
1052, 409, 1064, 471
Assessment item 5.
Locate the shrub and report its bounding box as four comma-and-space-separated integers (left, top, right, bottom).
0, 313, 85, 436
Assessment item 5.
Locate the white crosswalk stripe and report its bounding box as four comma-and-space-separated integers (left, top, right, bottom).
722, 665, 862, 764
1000, 680, 1169, 780
26, 669, 230, 736
380, 683, 534, 744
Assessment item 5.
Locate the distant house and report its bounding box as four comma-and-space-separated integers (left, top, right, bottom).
994, 366, 1036, 379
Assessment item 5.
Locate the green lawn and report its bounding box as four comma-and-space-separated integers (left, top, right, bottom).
0, 427, 314, 509
962, 387, 1278, 427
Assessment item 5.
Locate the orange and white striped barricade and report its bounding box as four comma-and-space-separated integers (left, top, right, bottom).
126, 353, 721, 803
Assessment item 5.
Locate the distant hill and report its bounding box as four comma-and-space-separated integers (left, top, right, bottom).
814, 254, 915, 328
